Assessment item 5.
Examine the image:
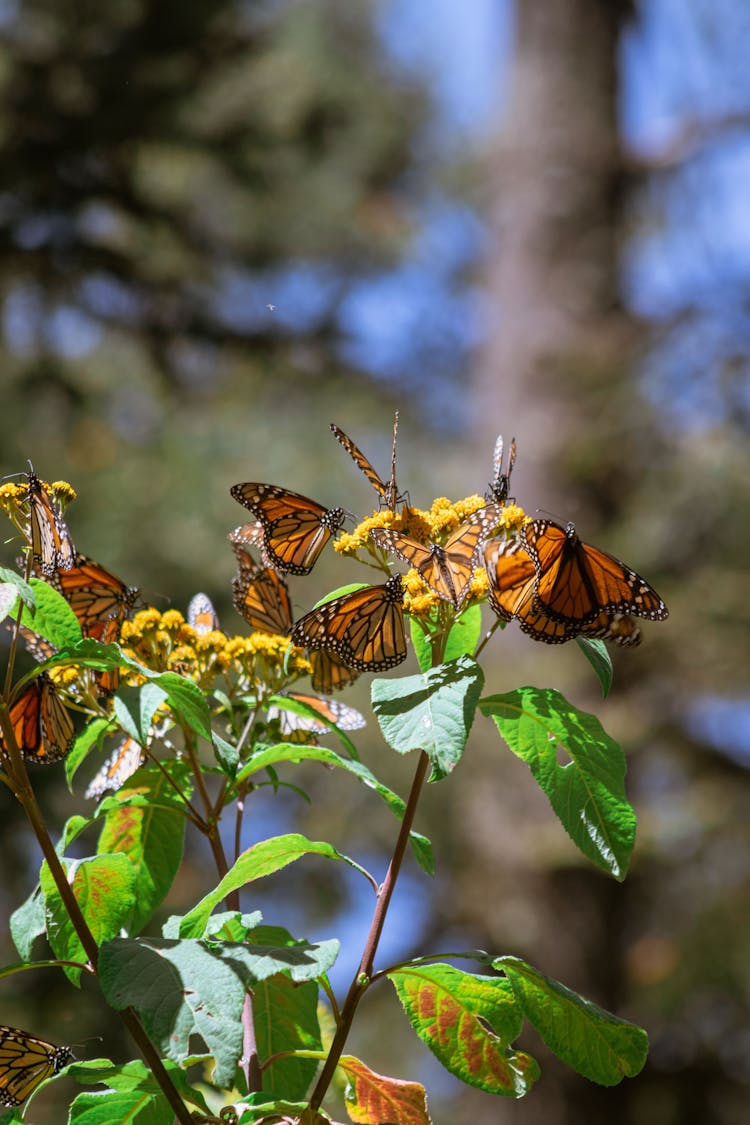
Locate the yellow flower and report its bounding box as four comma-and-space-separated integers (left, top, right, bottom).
50, 481, 77, 505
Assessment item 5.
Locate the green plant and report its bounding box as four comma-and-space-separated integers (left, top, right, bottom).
0, 444, 655, 1124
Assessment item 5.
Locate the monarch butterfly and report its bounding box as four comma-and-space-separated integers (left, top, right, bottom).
485, 434, 517, 504
310, 649, 361, 695
522, 519, 669, 626
0, 673, 75, 765
229, 537, 294, 635
370, 504, 502, 609
24, 467, 76, 577
187, 593, 221, 636
291, 575, 406, 672
45, 554, 139, 633
267, 692, 366, 735
484, 539, 642, 646
85, 735, 145, 800
330, 414, 405, 510
0, 1025, 74, 1106
230, 483, 344, 575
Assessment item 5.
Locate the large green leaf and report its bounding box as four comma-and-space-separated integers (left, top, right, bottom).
372, 656, 484, 778
18, 578, 82, 650
389, 963, 538, 1098
41, 854, 137, 985
496, 955, 648, 1085
96, 765, 188, 934
480, 686, 635, 879
98, 938, 245, 1085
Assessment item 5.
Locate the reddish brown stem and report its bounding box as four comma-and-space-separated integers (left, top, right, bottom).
307, 749, 431, 1112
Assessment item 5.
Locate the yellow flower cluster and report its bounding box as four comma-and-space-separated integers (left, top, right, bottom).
334, 495, 528, 618
120, 609, 310, 690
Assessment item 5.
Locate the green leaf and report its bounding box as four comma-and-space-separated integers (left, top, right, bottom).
0, 568, 35, 614
179, 834, 368, 938
340, 1056, 430, 1125
65, 717, 115, 788
153, 672, 213, 742
10, 887, 45, 962
19, 578, 82, 649
41, 854, 137, 985
236, 743, 434, 874
409, 616, 433, 674
66, 1058, 197, 1123
480, 687, 635, 879
254, 975, 323, 1099
577, 636, 613, 698
496, 955, 648, 1085
98, 937, 246, 1085
372, 656, 484, 778
96, 762, 190, 934
389, 963, 538, 1097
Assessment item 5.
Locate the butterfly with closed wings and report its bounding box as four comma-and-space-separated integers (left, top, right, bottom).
331, 413, 405, 511
485, 434, 517, 505
230, 483, 344, 575
0, 673, 75, 766
23, 466, 76, 577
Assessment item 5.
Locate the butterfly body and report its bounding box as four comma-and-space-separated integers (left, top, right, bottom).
291, 575, 406, 672
0, 1025, 74, 1106
230, 483, 344, 575
522, 519, 668, 625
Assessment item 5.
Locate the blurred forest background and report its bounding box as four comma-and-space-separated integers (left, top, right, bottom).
1, 0, 749, 1122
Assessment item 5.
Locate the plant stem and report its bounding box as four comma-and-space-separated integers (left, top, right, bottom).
0, 709, 195, 1125
307, 748, 431, 1112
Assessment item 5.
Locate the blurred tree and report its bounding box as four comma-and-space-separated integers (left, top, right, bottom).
460, 2, 750, 1124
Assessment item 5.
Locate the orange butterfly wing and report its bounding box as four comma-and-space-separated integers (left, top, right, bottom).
485, 539, 642, 647
330, 415, 403, 511
371, 504, 501, 608
291, 576, 406, 672
1, 674, 75, 765
50, 554, 139, 632
522, 520, 668, 625
187, 593, 220, 636
268, 692, 365, 735
0, 1025, 74, 1106
24, 470, 75, 577
230, 483, 344, 574
85, 736, 145, 800
310, 650, 361, 694
230, 539, 293, 635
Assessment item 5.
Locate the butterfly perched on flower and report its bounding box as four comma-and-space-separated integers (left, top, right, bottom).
230, 483, 345, 575
330, 414, 405, 511
485, 434, 516, 505
370, 504, 502, 609
267, 692, 366, 736
484, 538, 641, 646
521, 519, 668, 626
0, 673, 75, 765
0, 1024, 74, 1106
291, 576, 406, 672
229, 533, 294, 635
23, 467, 75, 577
187, 593, 221, 636
44, 554, 139, 634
